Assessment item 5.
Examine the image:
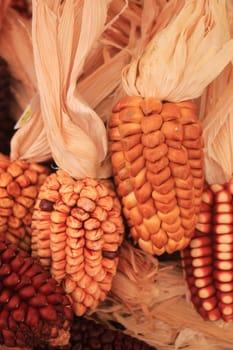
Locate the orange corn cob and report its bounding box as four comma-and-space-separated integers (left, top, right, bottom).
31, 169, 124, 316
181, 182, 233, 322
108, 96, 204, 255
0, 153, 49, 251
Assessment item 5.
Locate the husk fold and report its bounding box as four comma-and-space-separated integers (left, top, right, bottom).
122, 0, 233, 102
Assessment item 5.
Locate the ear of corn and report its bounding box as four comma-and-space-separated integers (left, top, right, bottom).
181, 182, 233, 322
0, 153, 50, 252
0, 233, 73, 348
69, 317, 156, 350
108, 96, 204, 255
31, 169, 124, 316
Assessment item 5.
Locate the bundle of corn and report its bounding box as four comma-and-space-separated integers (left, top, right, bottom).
0, 234, 73, 348
10, 0, 32, 18
181, 182, 233, 322
0, 57, 15, 155
19, 0, 125, 317
0, 153, 49, 252
108, 0, 233, 255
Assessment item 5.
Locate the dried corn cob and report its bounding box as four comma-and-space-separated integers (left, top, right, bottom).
0, 233, 73, 348
0, 57, 15, 155
108, 96, 204, 255
31, 169, 124, 316
0, 153, 49, 251
181, 182, 233, 322
69, 316, 156, 350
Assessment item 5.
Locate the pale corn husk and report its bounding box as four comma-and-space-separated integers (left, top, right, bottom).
122, 0, 233, 102
196, 0, 233, 184
10, 0, 136, 178
91, 241, 233, 350
0, 7, 35, 118
198, 64, 233, 184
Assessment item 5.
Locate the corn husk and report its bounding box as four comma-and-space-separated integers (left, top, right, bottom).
10, 0, 138, 176
198, 64, 233, 184
122, 0, 233, 102
196, 1, 233, 184
0, 7, 35, 118
91, 241, 233, 350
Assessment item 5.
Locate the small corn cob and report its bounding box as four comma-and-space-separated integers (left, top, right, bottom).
108, 96, 204, 255
0, 58, 15, 155
69, 317, 156, 350
0, 233, 73, 348
0, 153, 50, 251
181, 182, 233, 322
31, 169, 124, 316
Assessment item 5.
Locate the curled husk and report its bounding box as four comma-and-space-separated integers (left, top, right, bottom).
109, 97, 204, 255
31, 170, 124, 316
182, 181, 233, 322
0, 234, 73, 348
0, 153, 50, 251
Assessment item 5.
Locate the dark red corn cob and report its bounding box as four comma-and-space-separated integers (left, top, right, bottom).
0, 57, 15, 155
69, 317, 156, 350
181, 182, 233, 322
0, 233, 73, 348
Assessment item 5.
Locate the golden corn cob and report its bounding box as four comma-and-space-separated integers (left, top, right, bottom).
181, 182, 233, 322
0, 153, 50, 251
31, 169, 124, 316
0, 233, 73, 348
108, 96, 204, 255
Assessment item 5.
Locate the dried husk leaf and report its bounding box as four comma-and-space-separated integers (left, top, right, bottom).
196, 1, 233, 184
30, 0, 111, 179
0, 7, 36, 118
122, 0, 233, 102
91, 242, 233, 349
10, 94, 51, 163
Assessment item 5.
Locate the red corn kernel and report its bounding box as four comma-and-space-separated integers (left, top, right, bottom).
213, 270, 233, 283
190, 246, 213, 258
194, 276, 213, 288
214, 213, 233, 225
213, 224, 233, 234
214, 243, 233, 252
202, 295, 218, 311
214, 203, 233, 213
190, 236, 212, 248
215, 190, 232, 203
216, 291, 233, 304
198, 212, 212, 224
192, 256, 212, 267
214, 259, 233, 271
193, 266, 212, 278
198, 285, 215, 299
215, 282, 233, 293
